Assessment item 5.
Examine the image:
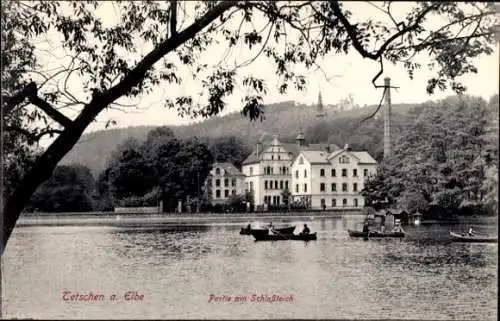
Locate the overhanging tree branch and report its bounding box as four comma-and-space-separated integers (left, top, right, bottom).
2, 81, 73, 128
2, 0, 238, 253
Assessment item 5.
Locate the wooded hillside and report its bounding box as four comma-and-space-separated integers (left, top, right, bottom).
60, 100, 420, 175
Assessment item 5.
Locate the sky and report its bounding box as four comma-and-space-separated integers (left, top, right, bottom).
29, 1, 500, 138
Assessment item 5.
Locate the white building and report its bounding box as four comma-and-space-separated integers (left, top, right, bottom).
205, 162, 246, 205
290, 145, 378, 209
241, 132, 339, 207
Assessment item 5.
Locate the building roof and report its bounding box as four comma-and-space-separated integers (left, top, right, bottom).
350, 151, 377, 165
212, 162, 245, 176
328, 149, 377, 165
299, 150, 330, 164
242, 140, 340, 165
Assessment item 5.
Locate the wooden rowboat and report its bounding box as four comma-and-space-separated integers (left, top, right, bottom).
348, 229, 405, 238
240, 226, 295, 235
240, 228, 267, 236
252, 232, 317, 241
449, 231, 497, 243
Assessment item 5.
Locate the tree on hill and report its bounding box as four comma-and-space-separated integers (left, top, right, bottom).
2, 1, 499, 252
207, 136, 252, 169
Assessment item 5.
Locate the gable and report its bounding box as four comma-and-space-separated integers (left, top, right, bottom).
327, 150, 360, 164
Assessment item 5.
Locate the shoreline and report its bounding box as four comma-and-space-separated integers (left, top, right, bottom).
17, 211, 358, 227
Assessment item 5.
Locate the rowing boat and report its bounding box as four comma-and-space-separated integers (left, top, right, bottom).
240, 228, 268, 236
347, 229, 405, 238
449, 231, 497, 243
252, 232, 317, 241
240, 225, 296, 235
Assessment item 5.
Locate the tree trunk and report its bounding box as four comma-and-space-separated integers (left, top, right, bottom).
0, 1, 237, 255
2, 100, 101, 254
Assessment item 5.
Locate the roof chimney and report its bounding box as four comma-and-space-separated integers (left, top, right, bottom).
344, 143, 351, 151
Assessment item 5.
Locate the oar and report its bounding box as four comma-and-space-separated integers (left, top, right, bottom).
271, 228, 291, 240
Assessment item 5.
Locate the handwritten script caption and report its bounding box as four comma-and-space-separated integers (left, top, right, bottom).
208, 294, 294, 303
62, 291, 144, 302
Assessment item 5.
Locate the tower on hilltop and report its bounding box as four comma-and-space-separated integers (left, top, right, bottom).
316, 90, 326, 118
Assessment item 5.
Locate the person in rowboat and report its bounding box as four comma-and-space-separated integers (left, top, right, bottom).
468, 228, 476, 236
362, 221, 370, 233
392, 219, 405, 234
301, 224, 310, 235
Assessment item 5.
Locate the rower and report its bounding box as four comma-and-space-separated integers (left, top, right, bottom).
301, 224, 310, 235
392, 219, 405, 233
468, 228, 476, 236
362, 221, 369, 233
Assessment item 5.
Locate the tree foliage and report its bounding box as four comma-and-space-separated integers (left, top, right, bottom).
362, 95, 497, 216
28, 164, 95, 212
2, 1, 499, 250
98, 128, 214, 212
206, 136, 251, 169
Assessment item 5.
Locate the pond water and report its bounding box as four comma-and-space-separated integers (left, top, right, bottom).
2, 215, 497, 320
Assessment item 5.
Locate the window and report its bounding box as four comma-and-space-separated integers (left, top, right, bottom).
271, 155, 274, 160
280, 180, 284, 189
354, 198, 358, 207
264, 180, 268, 190
275, 180, 278, 190
364, 169, 368, 177
304, 170, 307, 178
332, 199, 336, 207
342, 169, 347, 177
331, 169, 336, 177
215, 168, 221, 175
342, 183, 348, 192
295, 170, 299, 178
231, 189, 236, 195
353, 169, 358, 177
271, 167, 274, 175
207, 179, 212, 186
224, 190, 229, 197
215, 179, 221, 187
285, 181, 289, 190
342, 198, 347, 206
250, 182, 254, 190
320, 183, 325, 192
304, 184, 308, 193
295, 184, 299, 193
215, 190, 221, 198
224, 178, 229, 187
320, 169, 325, 177
321, 198, 325, 207
331, 183, 337, 192
298, 157, 304, 165
340, 156, 350, 164
250, 167, 253, 175
278, 155, 281, 160
231, 179, 236, 186
353, 183, 358, 192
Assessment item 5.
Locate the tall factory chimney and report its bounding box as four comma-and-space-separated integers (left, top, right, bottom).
383, 77, 392, 159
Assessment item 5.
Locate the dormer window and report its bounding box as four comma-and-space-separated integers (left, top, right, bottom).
215, 168, 221, 175
339, 156, 350, 164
